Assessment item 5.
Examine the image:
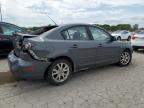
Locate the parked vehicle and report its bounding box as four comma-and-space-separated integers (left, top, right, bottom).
0, 22, 57, 55
8, 24, 133, 85
131, 30, 144, 51
0, 22, 27, 55
111, 30, 131, 41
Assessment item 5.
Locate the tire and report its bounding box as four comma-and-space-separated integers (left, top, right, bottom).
127, 36, 131, 41
45, 59, 72, 86
117, 36, 121, 41
118, 50, 132, 66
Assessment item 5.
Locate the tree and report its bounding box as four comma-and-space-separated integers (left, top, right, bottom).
133, 24, 138, 31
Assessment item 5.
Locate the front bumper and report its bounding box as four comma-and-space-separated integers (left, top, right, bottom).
132, 46, 144, 49
8, 51, 51, 79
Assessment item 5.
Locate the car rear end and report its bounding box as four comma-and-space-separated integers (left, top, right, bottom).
8, 34, 51, 79
131, 31, 144, 50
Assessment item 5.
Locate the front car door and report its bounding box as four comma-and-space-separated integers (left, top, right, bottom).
62, 26, 96, 70
88, 26, 121, 65
0, 23, 26, 54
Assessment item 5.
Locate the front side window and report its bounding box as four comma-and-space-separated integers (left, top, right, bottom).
63, 26, 89, 40
89, 26, 111, 42
0, 24, 24, 36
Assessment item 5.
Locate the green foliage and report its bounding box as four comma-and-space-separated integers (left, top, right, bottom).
95, 24, 139, 32
23, 24, 139, 32
133, 24, 139, 31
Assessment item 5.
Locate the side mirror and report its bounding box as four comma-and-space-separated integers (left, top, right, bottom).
111, 36, 116, 41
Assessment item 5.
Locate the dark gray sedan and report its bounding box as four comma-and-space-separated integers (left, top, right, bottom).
8, 24, 133, 85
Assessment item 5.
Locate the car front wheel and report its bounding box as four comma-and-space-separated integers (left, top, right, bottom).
45, 59, 72, 85
118, 50, 132, 66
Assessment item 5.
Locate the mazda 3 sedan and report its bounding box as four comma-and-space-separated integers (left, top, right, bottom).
8, 24, 133, 85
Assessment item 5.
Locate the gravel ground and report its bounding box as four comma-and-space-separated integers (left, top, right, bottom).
0, 51, 144, 108
0, 57, 9, 72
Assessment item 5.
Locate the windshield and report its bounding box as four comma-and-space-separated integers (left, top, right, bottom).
30, 26, 58, 35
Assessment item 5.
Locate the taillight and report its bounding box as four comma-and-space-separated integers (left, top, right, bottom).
131, 35, 138, 40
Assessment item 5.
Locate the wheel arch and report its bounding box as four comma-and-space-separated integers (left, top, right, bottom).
117, 36, 121, 39
122, 48, 132, 55
44, 56, 74, 79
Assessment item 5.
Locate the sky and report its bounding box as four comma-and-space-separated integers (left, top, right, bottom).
1, 0, 144, 27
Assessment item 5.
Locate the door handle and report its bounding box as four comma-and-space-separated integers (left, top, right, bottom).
71, 44, 78, 48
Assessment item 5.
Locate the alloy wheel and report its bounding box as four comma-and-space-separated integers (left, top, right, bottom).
120, 52, 130, 65
52, 63, 70, 82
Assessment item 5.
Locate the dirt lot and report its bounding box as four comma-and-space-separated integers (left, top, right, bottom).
0, 51, 144, 108
0, 56, 9, 72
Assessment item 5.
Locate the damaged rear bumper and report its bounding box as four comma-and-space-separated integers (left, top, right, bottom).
8, 51, 51, 79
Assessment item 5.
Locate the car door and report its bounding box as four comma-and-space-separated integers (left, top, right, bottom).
62, 26, 96, 70
121, 31, 129, 39
0, 24, 14, 52
0, 23, 26, 53
88, 26, 121, 65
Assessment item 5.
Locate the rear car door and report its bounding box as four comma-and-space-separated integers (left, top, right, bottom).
62, 26, 96, 70
88, 26, 121, 65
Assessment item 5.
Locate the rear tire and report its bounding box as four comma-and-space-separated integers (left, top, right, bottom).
118, 50, 132, 66
45, 59, 72, 86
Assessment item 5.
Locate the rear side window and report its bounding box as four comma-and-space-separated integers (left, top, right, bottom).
63, 26, 89, 40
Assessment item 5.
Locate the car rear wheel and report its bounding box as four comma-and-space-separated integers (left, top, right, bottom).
45, 59, 72, 85
118, 50, 132, 66
117, 36, 121, 41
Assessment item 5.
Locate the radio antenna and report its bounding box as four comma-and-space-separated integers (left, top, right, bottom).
42, 12, 57, 26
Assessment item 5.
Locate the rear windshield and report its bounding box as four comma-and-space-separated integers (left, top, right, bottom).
30, 26, 58, 35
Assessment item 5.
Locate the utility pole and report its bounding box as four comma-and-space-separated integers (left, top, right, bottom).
0, 0, 2, 22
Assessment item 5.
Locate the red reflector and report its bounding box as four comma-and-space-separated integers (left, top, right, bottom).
25, 65, 35, 72
131, 36, 136, 40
